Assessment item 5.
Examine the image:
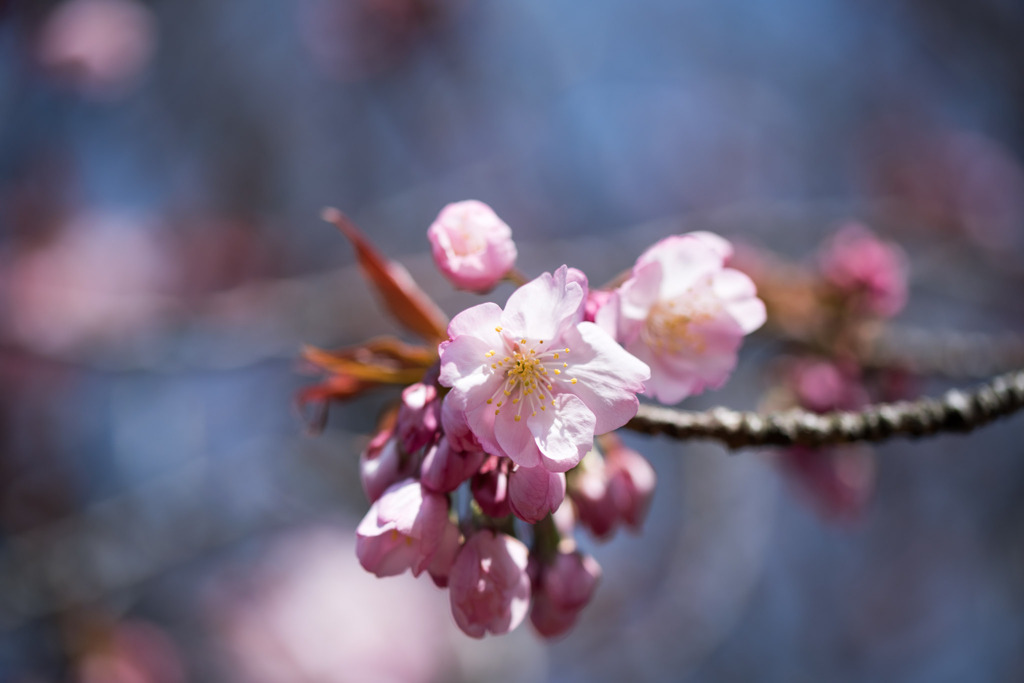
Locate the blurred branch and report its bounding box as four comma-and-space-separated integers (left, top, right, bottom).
625, 369, 1024, 449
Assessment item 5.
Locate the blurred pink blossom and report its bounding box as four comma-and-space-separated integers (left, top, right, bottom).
780, 445, 876, 520
428, 200, 518, 293
3, 210, 173, 354
603, 436, 656, 532
208, 527, 454, 683
818, 223, 908, 318
76, 620, 185, 683
595, 232, 765, 404
529, 551, 602, 639
449, 530, 531, 638
37, 0, 157, 99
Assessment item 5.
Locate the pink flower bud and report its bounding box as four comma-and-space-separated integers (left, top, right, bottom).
427, 200, 518, 293
471, 457, 511, 518
396, 381, 441, 453
568, 451, 618, 540
356, 479, 457, 578
508, 465, 566, 524
819, 223, 907, 318
449, 530, 531, 638
780, 445, 875, 521
420, 437, 486, 494
604, 438, 656, 532
440, 392, 481, 453
789, 359, 868, 413
360, 429, 416, 503
529, 551, 601, 639
426, 519, 462, 588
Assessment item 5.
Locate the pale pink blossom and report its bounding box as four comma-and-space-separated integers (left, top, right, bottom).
37, 0, 157, 99
595, 232, 765, 404
420, 437, 485, 494
819, 223, 907, 318
449, 530, 531, 638
529, 551, 601, 639
508, 465, 566, 524
356, 479, 457, 578
439, 266, 649, 473
427, 200, 518, 293
789, 359, 868, 413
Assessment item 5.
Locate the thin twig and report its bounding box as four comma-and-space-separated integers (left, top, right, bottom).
625, 369, 1024, 449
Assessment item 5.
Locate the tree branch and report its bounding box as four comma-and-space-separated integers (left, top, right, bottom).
625, 369, 1024, 449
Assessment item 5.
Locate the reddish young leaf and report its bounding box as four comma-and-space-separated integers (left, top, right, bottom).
323, 208, 449, 343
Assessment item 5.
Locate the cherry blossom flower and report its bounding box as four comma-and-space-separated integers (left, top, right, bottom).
438, 266, 650, 473
428, 200, 518, 293
449, 530, 531, 638
818, 223, 907, 318
595, 232, 765, 404
356, 479, 458, 579
529, 551, 602, 639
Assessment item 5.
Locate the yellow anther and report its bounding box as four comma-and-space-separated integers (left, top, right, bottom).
565, 348, 570, 353
532, 411, 537, 417
540, 406, 546, 411
486, 399, 493, 404
495, 409, 500, 415
563, 362, 568, 368
514, 415, 521, 422
539, 340, 544, 344
521, 339, 527, 344
571, 378, 578, 384
512, 398, 519, 404
554, 369, 561, 375
491, 364, 497, 369
495, 326, 503, 332
553, 353, 559, 359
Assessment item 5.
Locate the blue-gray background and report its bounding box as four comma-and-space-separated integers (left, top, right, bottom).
1, 1, 1023, 680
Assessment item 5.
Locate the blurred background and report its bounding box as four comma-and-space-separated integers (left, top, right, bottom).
2, 0, 1024, 680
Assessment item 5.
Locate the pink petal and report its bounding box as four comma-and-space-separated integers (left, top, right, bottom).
561, 322, 649, 433
500, 266, 585, 342
528, 393, 596, 473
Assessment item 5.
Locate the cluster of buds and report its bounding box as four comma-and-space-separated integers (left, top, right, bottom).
761, 224, 909, 519
301, 200, 765, 638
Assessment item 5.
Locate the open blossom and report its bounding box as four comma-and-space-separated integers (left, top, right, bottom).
356, 479, 458, 579
595, 232, 765, 404
439, 266, 650, 473
818, 223, 907, 318
449, 530, 531, 638
428, 200, 518, 293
